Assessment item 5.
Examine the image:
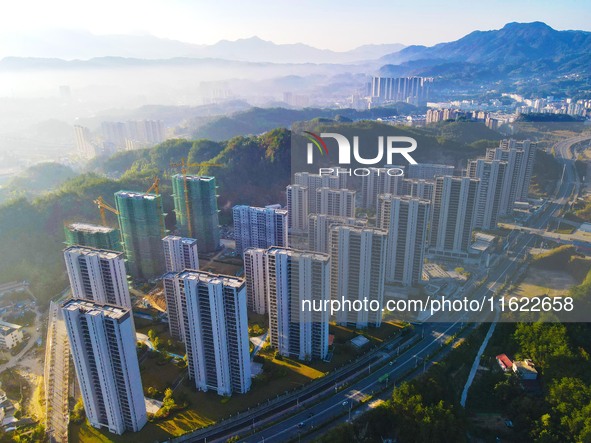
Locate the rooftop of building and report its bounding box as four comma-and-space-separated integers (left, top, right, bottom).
61, 299, 130, 320
316, 187, 355, 194
308, 214, 366, 226
173, 174, 215, 182
265, 246, 330, 262
329, 225, 387, 236
162, 235, 198, 245
115, 190, 159, 200
233, 204, 287, 215
0, 320, 22, 335
513, 359, 538, 375
178, 270, 245, 288
67, 223, 116, 234
63, 245, 123, 260
378, 193, 431, 204
470, 233, 497, 253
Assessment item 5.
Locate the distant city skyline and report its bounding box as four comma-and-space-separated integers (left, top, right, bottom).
1, 0, 590, 55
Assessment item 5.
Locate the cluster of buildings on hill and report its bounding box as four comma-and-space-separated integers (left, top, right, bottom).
57, 137, 536, 436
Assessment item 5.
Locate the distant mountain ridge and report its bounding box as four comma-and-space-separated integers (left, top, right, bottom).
380, 22, 591, 74
0, 30, 404, 63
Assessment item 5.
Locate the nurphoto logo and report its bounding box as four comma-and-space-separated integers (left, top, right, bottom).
304, 131, 419, 165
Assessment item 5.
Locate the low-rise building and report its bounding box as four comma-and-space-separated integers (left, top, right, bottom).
496, 354, 513, 372
512, 359, 538, 380
0, 320, 24, 350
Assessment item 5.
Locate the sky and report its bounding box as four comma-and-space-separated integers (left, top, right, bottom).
1, 0, 591, 52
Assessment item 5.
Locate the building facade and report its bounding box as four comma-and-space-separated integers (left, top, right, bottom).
162, 235, 200, 273
232, 205, 288, 254
264, 247, 331, 361
64, 246, 131, 308
115, 191, 166, 281
62, 300, 147, 435
175, 271, 251, 396
315, 187, 356, 218
172, 175, 220, 253
429, 176, 479, 258
308, 214, 367, 254
468, 159, 507, 230
64, 223, 122, 252
329, 226, 387, 328
377, 195, 430, 286
286, 184, 309, 233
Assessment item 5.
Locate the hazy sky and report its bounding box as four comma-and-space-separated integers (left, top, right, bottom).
2, 0, 591, 51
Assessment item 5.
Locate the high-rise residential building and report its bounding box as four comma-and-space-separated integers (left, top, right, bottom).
486, 139, 536, 214
371, 76, 433, 105
407, 163, 455, 180
162, 272, 184, 341
74, 125, 95, 158
243, 248, 267, 314
468, 159, 507, 230
101, 121, 127, 148
308, 214, 367, 253
400, 179, 435, 201
360, 167, 404, 209
262, 247, 330, 361
286, 184, 309, 233
429, 176, 479, 258
115, 191, 166, 281
162, 236, 199, 273
232, 205, 288, 254
172, 175, 220, 253
377, 195, 430, 287
64, 246, 131, 308
294, 172, 345, 213
174, 271, 251, 396
101, 120, 165, 150
64, 223, 122, 251
329, 226, 387, 328
316, 187, 356, 218
62, 300, 147, 435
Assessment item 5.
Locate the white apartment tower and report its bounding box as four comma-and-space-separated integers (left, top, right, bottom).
360, 167, 404, 209
243, 248, 268, 314
308, 214, 367, 253
61, 299, 147, 435
316, 187, 356, 218
329, 226, 387, 328
429, 176, 479, 258
256, 247, 331, 361
162, 272, 185, 341
286, 184, 309, 233
162, 235, 199, 272
468, 159, 507, 230
377, 195, 430, 287
486, 139, 536, 214
64, 246, 131, 309
294, 172, 345, 213
176, 271, 251, 396
232, 205, 288, 254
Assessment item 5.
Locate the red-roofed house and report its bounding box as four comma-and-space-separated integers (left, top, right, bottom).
496, 354, 513, 372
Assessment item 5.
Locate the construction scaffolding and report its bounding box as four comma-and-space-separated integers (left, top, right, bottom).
44, 301, 70, 443
115, 190, 167, 280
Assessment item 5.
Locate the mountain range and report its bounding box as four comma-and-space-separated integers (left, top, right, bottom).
379, 22, 591, 80
0, 30, 404, 63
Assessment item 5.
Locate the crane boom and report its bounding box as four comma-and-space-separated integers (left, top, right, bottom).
146, 177, 160, 195
93, 196, 119, 226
